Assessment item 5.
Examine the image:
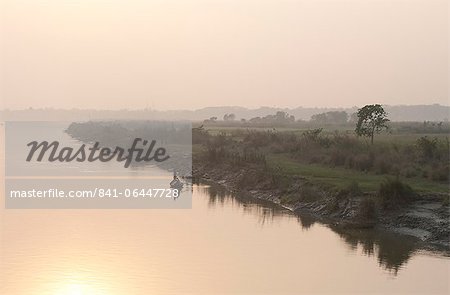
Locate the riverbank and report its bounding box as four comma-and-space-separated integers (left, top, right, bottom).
63, 120, 449, 251
193, 160, 450, 252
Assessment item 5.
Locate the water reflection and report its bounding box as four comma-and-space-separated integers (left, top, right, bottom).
201, 183, 441, 275
201, 185, 292, 226
296, 214, 316, 230
334, 228, 417, 275
2, 126, 449, 294
1, 183, 449, 294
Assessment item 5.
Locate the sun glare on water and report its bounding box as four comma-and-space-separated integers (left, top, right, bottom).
49, 270, 115, 295
56, 283, 110, 295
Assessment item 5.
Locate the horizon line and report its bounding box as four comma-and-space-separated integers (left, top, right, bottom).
1, 103, 449, 112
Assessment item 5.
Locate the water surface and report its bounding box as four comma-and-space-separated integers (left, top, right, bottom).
0, 123, 449, 294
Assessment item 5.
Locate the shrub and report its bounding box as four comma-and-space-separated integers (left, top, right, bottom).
416, 136, 437, 161
373, 156, 393, 174
378, 177, 414, 209
328, 148, 347, 166
353, 154, 373, 171
302, 128, 323, 142
338, 181, 362, 199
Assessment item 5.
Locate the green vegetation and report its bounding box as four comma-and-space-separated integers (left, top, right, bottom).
201, 108, 450, 135
194, 105, 449, 213
355, 104, 390, 144
194, 115, 449, 196
378, 177, 415, 209
264, 154, 448, 193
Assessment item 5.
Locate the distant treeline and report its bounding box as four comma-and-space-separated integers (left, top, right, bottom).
1, 104, 449, 122
66, 121, 191, 146
203, 111, 450, 134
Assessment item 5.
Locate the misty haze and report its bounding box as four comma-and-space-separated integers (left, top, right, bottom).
0, 0, 448, 295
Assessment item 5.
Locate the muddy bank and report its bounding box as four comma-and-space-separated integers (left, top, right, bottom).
193, 161, 449, 252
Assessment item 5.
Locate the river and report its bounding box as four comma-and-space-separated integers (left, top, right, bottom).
0, 123, 449, 294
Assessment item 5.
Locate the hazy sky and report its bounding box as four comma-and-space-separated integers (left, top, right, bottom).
0, 0, 448, 110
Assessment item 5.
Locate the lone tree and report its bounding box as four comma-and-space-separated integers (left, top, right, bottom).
355, 104, 389, 144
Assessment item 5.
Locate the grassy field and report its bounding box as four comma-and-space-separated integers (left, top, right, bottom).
194, 124, 449, 196
266, 153, 449, 194
203, 125, 449, 143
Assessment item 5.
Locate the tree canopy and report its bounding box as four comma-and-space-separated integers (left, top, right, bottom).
355, 104, 389, 144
